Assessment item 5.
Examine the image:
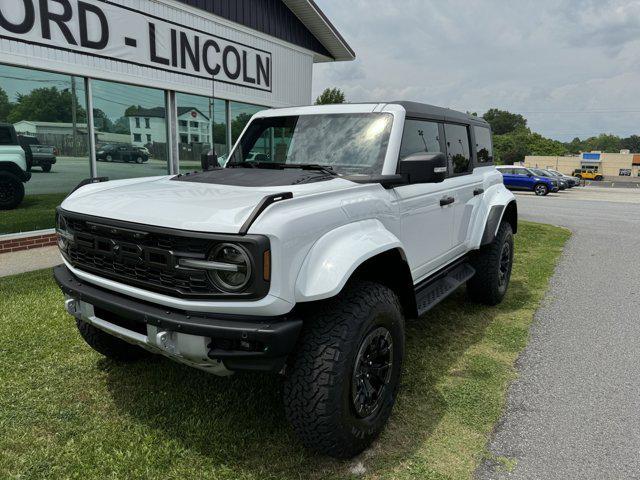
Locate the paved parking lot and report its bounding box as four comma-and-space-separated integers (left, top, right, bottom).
479, 189, 640, 479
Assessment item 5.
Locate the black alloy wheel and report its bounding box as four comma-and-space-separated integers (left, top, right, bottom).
351, 326, 394, 419
498, 241, 512, 289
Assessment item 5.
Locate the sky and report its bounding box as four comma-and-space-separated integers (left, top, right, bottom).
312, 0, 640, 141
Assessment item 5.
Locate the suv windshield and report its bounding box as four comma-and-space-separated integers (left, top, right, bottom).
228, 113, 393, 175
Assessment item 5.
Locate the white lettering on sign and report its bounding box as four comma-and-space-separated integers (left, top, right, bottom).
0, 0, 272, 91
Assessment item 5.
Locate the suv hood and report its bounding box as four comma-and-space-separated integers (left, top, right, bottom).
61, 175, 360, 234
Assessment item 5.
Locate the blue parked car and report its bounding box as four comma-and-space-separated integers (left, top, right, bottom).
495, 165, 559, 196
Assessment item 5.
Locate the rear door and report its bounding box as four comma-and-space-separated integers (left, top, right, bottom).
511, 167, 532, 188
443, 123, 486, 254
393, 118, 456, 279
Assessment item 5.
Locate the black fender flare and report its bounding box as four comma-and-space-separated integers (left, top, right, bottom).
481, 200, 517, 246
0, 161, 30, 182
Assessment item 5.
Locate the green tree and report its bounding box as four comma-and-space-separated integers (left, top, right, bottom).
92, 109, 115, 132
315, 87, 346, 105
0, 87, 12, 122
7, 87, 85, 123
231, 112, 253, 142
482, 108, 527, 135
124, 105, 142, 116
621, 135, 640, 153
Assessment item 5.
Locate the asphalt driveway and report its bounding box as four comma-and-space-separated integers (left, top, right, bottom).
479, 191, 640, 479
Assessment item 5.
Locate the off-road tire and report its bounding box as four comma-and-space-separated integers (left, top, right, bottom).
76, 319, 150, 362
467, 221, 514, 306
283, 281, 405, 459
0, 172, 25, 210
41, 163, 52, 173
534, 183, 548, 196
595, 175, 603, 181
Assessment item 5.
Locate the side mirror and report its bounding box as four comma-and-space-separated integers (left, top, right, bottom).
200, 149, 219, 171
527, 173, 533, 177
398, 152, 447, 184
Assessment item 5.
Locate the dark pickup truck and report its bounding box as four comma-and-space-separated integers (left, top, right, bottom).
18, 135, 57, 172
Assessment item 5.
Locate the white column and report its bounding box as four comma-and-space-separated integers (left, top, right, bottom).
165, 90, 179, 174
84, 77, 97, 178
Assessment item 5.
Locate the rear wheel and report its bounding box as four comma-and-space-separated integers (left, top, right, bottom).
0, 172, 25, 210
283, 281, 404, 459
76, 319, 150, 362
534, 183, 549, 196
41, 163, 52, 173
467, 221, 514, 306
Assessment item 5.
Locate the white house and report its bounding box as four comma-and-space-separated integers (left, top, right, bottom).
126, 107, 210, 147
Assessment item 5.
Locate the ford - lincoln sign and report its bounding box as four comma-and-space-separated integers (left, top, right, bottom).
0, 0, 272, 91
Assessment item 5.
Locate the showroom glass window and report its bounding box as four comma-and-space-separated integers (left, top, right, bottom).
473, 125, 493, 164
399, 119, 441, 159
92, 80, 168, 179
175, 93, 226, 172
0, 64, 89, 235
444, 123, 472, 174
230, 101, 266, 145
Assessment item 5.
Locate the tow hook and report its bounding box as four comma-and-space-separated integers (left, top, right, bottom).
65, 298, 80, 317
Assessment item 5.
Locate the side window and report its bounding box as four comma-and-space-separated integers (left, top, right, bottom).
473, 126, 493, 163
399, 119, 441, 160
444, 124, 471, 174
0, 127, 13, 145
499, 168, 513, 175
513, 168, 527, 176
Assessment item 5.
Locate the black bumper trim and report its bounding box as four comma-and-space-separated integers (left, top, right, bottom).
54, 265, 302, 372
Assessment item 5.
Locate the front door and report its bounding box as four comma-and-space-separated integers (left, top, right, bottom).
393, 119, 456, 281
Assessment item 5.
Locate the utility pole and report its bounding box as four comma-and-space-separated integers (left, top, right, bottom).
71, 77, 78, 157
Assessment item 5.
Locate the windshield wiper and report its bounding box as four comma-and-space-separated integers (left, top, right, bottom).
229, 162, 339, 176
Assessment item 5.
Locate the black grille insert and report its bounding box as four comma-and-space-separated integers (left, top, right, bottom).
59, 211, 270, 300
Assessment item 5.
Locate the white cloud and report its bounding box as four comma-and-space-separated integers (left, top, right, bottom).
313, 0, 640, 140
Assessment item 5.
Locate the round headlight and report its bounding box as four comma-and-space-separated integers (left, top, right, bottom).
208, 243, 252, 292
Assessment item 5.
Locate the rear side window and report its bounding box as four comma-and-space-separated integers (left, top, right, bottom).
399, 120, 441, 159
0, 127, 14, 145
473, 126, 493, 163
444, 123, 471, 174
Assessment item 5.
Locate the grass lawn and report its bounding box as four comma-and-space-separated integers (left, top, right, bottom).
0, 221, 570, 480
1, 193, 66, 235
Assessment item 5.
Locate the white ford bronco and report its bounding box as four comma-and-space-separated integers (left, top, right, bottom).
54, 101, 517, 458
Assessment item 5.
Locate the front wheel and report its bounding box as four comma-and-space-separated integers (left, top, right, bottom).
135, 156, 144, 164
41, 163, 52, 173
283, 281, 405, 459
595, 175, 603, 181
0, 172, 25, 210
534, 183, 549, 196
467, 221, 514, 306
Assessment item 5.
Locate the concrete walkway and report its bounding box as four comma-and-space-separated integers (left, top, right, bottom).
478, 191, 640, 479
0, 246, 62, 277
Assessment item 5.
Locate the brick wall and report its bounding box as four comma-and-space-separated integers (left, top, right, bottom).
0, 233, 58, 254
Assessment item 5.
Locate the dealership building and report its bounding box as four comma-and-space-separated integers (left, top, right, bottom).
0, 0, 354, 241
524, 151, 640, 178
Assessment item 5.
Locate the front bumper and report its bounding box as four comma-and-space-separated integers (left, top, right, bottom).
54, 265, 302, 374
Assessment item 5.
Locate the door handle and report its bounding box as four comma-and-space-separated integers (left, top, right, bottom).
473, 188, 485, 196
440, 196, 455, 207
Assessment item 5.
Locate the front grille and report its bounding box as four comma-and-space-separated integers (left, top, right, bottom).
59, 212, 270, 300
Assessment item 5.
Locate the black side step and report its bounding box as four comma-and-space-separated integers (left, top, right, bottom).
415, 262, 476, 317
